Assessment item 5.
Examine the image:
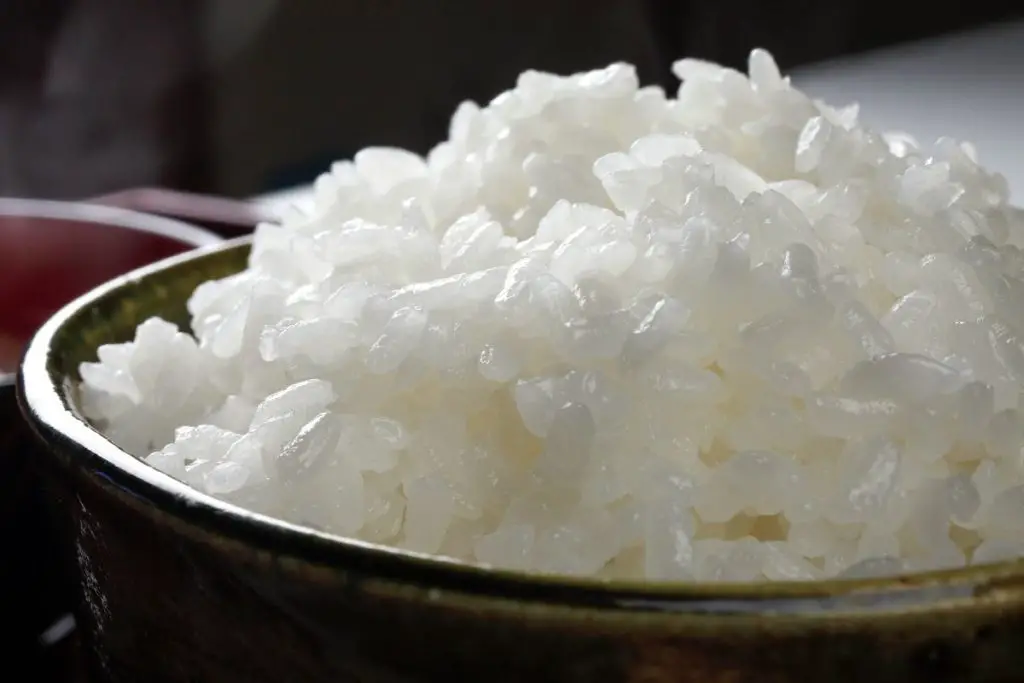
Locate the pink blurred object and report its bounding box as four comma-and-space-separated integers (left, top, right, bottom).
0, 197, 222, 376
0, 333, 19, 375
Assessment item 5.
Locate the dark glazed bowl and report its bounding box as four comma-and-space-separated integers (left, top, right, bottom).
0, 198, 221, 680
18, 238, 1024, 683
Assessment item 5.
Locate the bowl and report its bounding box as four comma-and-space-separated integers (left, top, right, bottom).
19, 237, 1024, 683
0, 198, 221, 679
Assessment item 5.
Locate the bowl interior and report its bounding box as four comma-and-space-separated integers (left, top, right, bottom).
21, 236, 1024, 613
0, 198, 220, 374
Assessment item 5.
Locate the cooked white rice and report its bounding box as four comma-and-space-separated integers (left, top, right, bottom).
81, 49, 1024, 582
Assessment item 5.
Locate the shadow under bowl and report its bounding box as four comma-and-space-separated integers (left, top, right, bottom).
18, 237, 1024, 683
0, 374, 84, 681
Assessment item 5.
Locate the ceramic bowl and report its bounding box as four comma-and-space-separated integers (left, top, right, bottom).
19, 238, 1024, 683
0, 198, 220, 678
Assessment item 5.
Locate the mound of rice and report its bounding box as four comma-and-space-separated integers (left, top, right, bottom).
80, 49, 1024, 581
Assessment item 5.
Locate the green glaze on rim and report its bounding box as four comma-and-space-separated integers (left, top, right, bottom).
18, 236, 1024, 623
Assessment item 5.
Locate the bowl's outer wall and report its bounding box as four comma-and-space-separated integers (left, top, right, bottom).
57, 461, 1024, 683
26, 242, 1024, 682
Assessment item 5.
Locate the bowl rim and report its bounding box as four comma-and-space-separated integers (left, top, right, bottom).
1, 197, 222, 389
0, 197, 222, 249
18, 237, 1024, 617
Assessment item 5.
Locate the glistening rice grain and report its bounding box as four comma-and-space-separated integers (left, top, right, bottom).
81, 50, 1024, 581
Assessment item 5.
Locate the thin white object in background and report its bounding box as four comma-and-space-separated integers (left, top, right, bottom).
251, 184, 317, 221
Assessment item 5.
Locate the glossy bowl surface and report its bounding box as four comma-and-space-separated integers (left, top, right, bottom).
19, 238, 1024, 683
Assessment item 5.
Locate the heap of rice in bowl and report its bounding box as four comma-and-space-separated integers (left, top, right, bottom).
81, 50, 1024, 582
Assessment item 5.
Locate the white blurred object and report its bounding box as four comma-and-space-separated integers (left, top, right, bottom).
0, 2, 204, 197
792, 21, 1024, 200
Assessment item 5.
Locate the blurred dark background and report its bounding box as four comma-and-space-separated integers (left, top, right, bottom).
0, 0, 1019, 202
